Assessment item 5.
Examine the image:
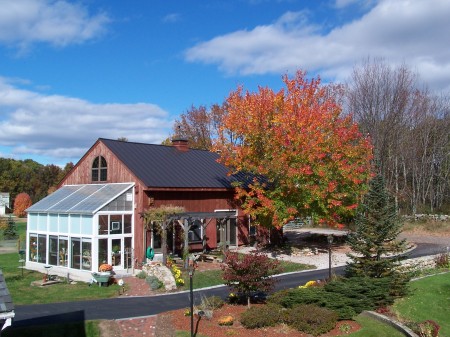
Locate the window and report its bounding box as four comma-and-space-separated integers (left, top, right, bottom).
92, 156, 107, 182
188, 219, 203, 243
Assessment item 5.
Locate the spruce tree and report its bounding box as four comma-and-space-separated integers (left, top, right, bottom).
346, 174, 406, 278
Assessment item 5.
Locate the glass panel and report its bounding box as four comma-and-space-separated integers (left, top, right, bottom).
37, 234, 47, 264
49, 214, 58, 232
70, 214, 81, 234
124, 237, 132, 269
59, 237, 68, 267
100, 168, 107, 181
59, 214, 69, 233
110, 215, 122, 234
37, 213, 47, 231
71, 238, 81, 269
82, 239, 92, 270
100, 156, 107, 168
124, 214, 132, 233
81, 215, 92, 235
28, 214, 38, 231
98, 239, 108, 267
111, 238, 121, 267
49, 236, 58, 265
98, 215, 108, 235
29, 234, 37, 261
92, 169, 99, 182
100, 188, 133, 212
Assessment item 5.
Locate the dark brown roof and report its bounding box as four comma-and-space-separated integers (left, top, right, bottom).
100, 138, 251, 189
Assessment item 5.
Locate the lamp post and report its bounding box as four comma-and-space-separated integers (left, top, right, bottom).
327, 235, 334, 280
188, 259, 195, 337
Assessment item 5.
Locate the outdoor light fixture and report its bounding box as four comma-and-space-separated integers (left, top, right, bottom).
327, 235, 334, 280
188, 259, 196, 337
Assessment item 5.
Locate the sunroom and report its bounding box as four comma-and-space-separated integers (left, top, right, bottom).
26, 183, 134, 282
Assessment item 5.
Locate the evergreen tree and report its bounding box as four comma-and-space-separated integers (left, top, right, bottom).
346, 174, 406, 278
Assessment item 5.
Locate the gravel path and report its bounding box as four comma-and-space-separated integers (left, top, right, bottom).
231, 228, 450, 270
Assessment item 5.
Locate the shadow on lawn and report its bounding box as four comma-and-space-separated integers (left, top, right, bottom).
4, 310, 87, 337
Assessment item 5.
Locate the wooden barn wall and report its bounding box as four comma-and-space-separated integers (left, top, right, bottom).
60, 141, 147, 265
147, 190, 249, 249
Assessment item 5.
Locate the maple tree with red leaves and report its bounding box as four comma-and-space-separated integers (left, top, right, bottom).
222, 251, 282, 308
214, 70, 373, 228
13, 192, 32, 217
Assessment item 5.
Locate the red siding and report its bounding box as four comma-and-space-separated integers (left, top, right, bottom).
59, 140, 248, 259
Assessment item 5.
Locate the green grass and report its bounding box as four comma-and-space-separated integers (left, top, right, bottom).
178, 259, 314, 291
0, 252, 121, 305
393, 272, 450, 337
3, 320, 100, 337
347, 315, 406, 337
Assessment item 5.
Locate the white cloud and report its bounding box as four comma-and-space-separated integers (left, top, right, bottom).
185, 0, 450, 92
0, 78, 172, 164
0, 0, 110, 50
162, 13, 181, 23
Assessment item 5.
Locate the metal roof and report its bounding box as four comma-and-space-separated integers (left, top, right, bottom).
26, 183, 134, 214
100, 138, 253, 189
0, 270, 14, 314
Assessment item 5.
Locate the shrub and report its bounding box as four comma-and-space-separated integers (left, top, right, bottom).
201, 296, 224, 310
218, 315, 234, 326
240, 303, 282, 329
145, 275, 163, 290
268, 275, 406, 320
408, 320, 440, 337
136, 271, 147, 279
283, 304, 338, 336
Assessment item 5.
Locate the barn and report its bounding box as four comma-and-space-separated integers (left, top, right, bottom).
25, 138, 252, 281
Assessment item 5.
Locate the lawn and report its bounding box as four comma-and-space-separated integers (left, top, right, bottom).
347, 315, 406, 337
0, 251, 122, 305
0, 219, 124, 304
178, 259, 315, 291
393, 272, 450, 337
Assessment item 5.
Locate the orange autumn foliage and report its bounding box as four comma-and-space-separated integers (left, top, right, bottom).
214, 70, 373, 228
13, 192, 32, 217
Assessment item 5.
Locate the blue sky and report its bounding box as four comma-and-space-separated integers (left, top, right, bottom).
0, 0, 449, 166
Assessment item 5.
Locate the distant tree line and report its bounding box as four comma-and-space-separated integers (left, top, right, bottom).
167, 59, 449, 215
0, 158, 73, 207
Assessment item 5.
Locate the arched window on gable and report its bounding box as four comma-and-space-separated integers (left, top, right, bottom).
92, 156, 107, 182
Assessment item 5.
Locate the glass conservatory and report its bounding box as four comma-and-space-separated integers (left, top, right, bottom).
26, 183, 134, 281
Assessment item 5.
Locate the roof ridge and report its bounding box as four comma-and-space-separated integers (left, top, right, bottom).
99, 138, 214, 153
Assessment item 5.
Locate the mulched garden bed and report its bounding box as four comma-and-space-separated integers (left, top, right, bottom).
166, 304, 361, 337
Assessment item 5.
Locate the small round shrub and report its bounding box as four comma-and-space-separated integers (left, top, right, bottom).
284, 304, 338, 336
136, 271, 147, 279
240, 303, 282, 329
145, 275, 163, 290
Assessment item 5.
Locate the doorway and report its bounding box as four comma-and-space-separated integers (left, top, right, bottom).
216, 218, 237, 248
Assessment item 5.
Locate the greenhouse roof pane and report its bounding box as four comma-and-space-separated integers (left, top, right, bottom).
27, 183, 134, 214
